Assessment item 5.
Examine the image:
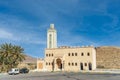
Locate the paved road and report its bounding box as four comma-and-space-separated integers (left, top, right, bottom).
0, 72, 120, 80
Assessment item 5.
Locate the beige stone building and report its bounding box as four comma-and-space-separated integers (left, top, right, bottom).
45, 46, 96, 72
37, 24, 96, 72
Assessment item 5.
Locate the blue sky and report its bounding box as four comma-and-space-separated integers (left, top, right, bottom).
0, 0, 120, 58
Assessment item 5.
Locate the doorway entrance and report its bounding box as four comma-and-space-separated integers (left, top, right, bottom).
56, 58, 62, 70
88, 63, 92, 70
80, 63, 83, 70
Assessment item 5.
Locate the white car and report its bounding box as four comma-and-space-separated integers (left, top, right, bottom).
8, 68, 19, 75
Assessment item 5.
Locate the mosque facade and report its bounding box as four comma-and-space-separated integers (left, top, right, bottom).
37, 24, 96, 72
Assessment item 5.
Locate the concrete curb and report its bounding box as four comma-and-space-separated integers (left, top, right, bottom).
80, 70, 120, 74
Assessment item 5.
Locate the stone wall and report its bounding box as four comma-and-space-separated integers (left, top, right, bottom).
96, 46, 120, 69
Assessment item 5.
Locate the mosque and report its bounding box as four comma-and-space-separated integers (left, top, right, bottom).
37, 24, 96, 72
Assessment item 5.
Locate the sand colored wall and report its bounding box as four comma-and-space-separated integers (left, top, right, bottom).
45, 46, 96, 72
37, 59, 44, 71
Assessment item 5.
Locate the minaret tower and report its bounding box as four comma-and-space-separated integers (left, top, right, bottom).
47, 24, 57, 48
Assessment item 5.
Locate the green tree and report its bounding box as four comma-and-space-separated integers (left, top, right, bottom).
0, 43, 25, 72
11, 45, 25, 68
0, 43, 13, 72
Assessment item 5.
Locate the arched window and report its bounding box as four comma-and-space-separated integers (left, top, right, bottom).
81, 53, 84, 56
68, 53, 70, 56
75, 63, 77, 66
52, 54, 53, 56
72, 63, 74, 66
49, 62, 50, 65
72, 53, 74, 56
68, 62, 70, 66
87, 52, 90, 56
75, 53, 77, 56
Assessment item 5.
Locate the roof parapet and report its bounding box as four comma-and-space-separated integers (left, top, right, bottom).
57, 45, 94, 48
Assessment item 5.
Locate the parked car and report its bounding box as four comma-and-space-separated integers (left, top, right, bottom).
8, 68, 19, 75
19, 68, 29, 73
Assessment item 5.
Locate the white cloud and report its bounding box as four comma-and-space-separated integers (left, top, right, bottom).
0, 28, 22, 41
0, 13, 46, 45
0, 29, 13, 39
0, 28, 46, 45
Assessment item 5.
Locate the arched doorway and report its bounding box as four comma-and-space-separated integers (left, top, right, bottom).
88, 63, 92, 70
80, 63, 83, 70
56, 58, 62, 70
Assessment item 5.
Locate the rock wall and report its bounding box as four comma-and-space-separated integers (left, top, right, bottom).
96, 46, 120, 69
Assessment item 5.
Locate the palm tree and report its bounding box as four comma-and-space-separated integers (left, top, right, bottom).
11, 45, 25, 68
0, 43, 13, 72
0, 43, 25, 72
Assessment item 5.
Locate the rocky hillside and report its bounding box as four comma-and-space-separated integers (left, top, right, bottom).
18, 55, 37, 69
23, 55, 37, 63
96, 46, 120, 69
